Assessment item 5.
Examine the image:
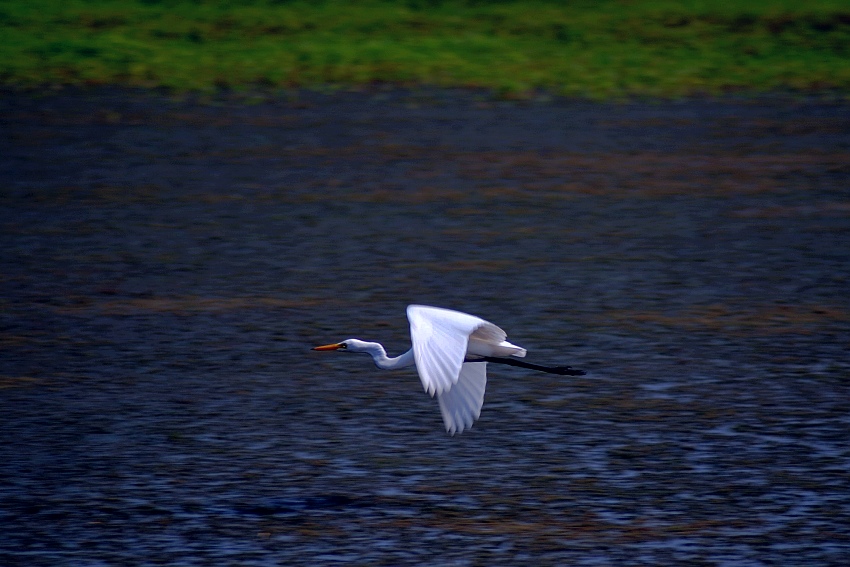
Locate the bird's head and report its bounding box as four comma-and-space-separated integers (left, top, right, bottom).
312, 339, 377, 354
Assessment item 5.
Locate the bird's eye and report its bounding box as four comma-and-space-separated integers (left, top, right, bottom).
339, 343, 347, 349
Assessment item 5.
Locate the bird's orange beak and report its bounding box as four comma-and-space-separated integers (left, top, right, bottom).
312, 343, 343, 351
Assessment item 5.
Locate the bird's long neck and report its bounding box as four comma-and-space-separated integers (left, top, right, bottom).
368, 344, 416, 370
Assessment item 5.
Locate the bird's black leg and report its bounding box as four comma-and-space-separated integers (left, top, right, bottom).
480, 356, 586, 376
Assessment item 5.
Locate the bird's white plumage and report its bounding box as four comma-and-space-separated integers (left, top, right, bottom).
437, 362, 487, 435
315, 304, 534, 435
407, 304, 525, 434
408, 305, 497, 396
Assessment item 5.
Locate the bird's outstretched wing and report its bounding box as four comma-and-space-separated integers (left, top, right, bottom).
406, 304, 505, 396
437, 362, 487, 435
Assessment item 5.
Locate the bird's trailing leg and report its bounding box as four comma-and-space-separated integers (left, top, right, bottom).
478, 356, 586, 376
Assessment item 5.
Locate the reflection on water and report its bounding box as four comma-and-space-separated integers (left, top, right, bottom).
1, 90, 849, 565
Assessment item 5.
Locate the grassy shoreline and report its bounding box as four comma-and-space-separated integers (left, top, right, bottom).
2, 0, 849, 98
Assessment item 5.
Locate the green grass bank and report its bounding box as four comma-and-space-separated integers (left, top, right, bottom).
2, 0, 849, 98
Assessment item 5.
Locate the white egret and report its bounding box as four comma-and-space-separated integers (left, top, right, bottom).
313, 304, 584, 435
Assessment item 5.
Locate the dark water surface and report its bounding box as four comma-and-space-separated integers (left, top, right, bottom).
2, 89, 849, 565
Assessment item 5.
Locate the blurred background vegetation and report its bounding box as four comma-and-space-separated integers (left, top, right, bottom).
1, 0, 848, 98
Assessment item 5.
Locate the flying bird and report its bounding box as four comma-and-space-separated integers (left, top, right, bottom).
312, 305, 585, 434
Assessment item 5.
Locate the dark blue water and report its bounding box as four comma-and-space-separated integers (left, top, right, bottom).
2, 89, 849, 565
